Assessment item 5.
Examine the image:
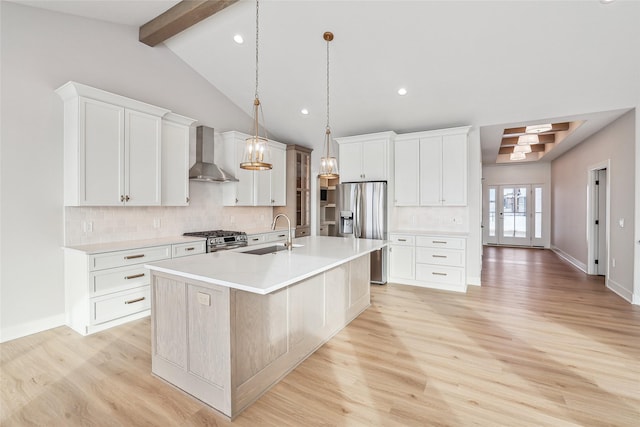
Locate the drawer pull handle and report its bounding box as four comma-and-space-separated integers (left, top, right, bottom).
398, 238, 407, 242
432, 241, 447, 244
432, 272, 448, 276
124, 273, 145, 280
185, 247, 195, 251
124, 297, 145, 304
278, 234, 286, 238
124, 254, 145, 260
252, 238, 260, 241
432, 255, 447, 258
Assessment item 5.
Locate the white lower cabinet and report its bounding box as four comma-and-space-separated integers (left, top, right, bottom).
65, 238, 205, 335
388, 233, 467, 292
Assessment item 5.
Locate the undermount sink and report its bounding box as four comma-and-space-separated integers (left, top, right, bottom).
241, 243, 303, 255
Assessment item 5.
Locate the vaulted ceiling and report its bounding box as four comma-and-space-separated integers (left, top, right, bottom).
14, 0, 640, 165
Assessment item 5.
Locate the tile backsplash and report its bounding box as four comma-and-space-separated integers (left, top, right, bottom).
65, 182, 273, 246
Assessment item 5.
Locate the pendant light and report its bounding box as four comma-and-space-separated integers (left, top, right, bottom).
510, 151, 526, 161
318, 31, 339, 179
513, 144, 532, 154
240, 0, 271, 171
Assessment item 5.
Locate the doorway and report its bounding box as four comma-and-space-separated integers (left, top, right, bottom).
485, 184, 545, 247
587, 163, 610, 276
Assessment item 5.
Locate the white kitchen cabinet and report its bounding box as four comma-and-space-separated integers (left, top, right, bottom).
335, 131, 395, 182
245, 229, 294, 246
389, 234, 415, 280
419, 128, 470, 206
388, 232, 467, 292
393, 126, 470, 207
393, 138, 420, 205
64, 237, 206, 336
220, 131, 287, 207
56, 82, 169, 206
162, 113, 196, 206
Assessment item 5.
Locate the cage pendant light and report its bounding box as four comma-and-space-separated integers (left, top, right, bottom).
318, 31, 339, 179
240, 0, 272, 171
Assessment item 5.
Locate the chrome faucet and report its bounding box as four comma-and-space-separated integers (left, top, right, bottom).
271, 213, 293, 250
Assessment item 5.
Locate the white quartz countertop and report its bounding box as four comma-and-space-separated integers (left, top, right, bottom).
64, 236, 206, 255
145, 236, 387, 295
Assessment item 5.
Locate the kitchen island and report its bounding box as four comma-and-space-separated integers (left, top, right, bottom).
144, 236, 386, 419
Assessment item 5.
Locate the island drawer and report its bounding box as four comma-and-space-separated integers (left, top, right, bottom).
90, 265, 149, 297
415, 236, 465, 250
89, 245, 171, 271
172, 241, 206, 258
415, 247, 464, 267
91, 286, 150, 325
266, 231, 289, 242
247, 235, 267, 245
389, 234, 415, 246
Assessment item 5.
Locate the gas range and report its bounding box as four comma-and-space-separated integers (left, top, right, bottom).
183, 230, 248, 253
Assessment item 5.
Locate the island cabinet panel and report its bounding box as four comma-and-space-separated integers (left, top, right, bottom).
288, 274, 325, 353
187, 285, 229, 387
234, 288, 288, 385
324, 264, 349, 334
153, 276, 187, 368
348, 253, 371, 320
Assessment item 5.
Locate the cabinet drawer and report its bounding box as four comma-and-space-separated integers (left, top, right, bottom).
389, 234, 415, 246
172, 241, 206, 258
247, 234, 266, 245
415, 248, 464, 267
415, 236, 465, 250
296, 227, 310, 237
266, 231, 289, 242
90, 245, 171, 271
415, 264, 464, 286
90, 265, 149, 297
91, 287, 150, 325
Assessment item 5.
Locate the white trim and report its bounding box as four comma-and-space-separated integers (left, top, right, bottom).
467, 276, 482, 286
607, 278, 633, 303
0, 313, 66, 343
632, 293, 640, 305
551, 245, 587, 273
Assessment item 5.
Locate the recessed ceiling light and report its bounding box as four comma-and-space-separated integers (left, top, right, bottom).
233, 34, 244, 44
525, 124, 552, 134
397, 88, 407, 96
600, 0, 615, 4
301, 108, 309, 115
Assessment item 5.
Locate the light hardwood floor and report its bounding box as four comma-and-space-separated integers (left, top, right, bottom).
2, 247, 639, 426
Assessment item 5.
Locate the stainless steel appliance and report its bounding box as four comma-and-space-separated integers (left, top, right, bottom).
336, 181, 387, 284
183, 230, 247, 252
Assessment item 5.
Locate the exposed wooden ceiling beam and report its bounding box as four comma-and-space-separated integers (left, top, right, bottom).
499, 144, 547, 155
501, 134, 556, 146
140, 0, 239, 47
503, 122, 570, 136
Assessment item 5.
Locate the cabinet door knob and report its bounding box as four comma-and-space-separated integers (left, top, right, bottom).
186, 197, 190, 203
125, 195, 130, 202
120, 195, 125, 202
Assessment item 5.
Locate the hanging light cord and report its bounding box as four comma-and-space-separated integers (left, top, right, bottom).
326, 37, 330, 133
255, 0, 260, 100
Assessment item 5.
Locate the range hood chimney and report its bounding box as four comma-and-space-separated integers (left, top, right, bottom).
189, 126, 238, 183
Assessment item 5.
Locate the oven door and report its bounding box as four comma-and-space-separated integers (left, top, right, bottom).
208, 242, 248, 253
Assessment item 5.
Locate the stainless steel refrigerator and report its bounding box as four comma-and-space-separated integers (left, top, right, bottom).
336, 181, 387, 284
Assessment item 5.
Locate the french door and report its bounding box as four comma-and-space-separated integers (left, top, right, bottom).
485, 184, 544, 246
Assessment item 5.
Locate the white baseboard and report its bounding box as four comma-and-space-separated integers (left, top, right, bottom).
551, 246, 587, 273
606, 278, 633, 303
0, 313, 66, 343
632, 293, 640, 305
467, 276, 481, 286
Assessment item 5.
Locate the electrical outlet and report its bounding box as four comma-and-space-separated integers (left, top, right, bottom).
153, 218, 161, 229
612, 258, 616, 268
82, 221, 93, 232
197, 291, 211, 306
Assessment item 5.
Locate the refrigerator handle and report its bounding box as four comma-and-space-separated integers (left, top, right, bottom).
354, 184, 361, 238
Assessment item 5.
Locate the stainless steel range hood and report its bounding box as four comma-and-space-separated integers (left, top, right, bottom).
189, 126, 238, 183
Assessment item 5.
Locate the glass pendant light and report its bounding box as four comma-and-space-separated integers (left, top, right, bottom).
513, 144, 532, 154
510, 151, 526, 161
240, 0, 271, 171
318, 31, 339, 179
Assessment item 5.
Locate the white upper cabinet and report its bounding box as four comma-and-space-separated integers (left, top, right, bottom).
393, 137, 420, 206
335, 132, 395, 182
56, 82, 169, 207
221, 131, 287, 206
162, 113, 196, 206
393, 126, 470, 207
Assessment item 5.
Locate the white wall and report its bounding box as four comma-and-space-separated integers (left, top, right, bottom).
482, 162, 552, 247
551, 110, 635, 302
0, 2, 274, 342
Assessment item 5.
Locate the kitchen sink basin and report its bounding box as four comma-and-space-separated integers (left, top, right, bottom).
241, 244, 303, 255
